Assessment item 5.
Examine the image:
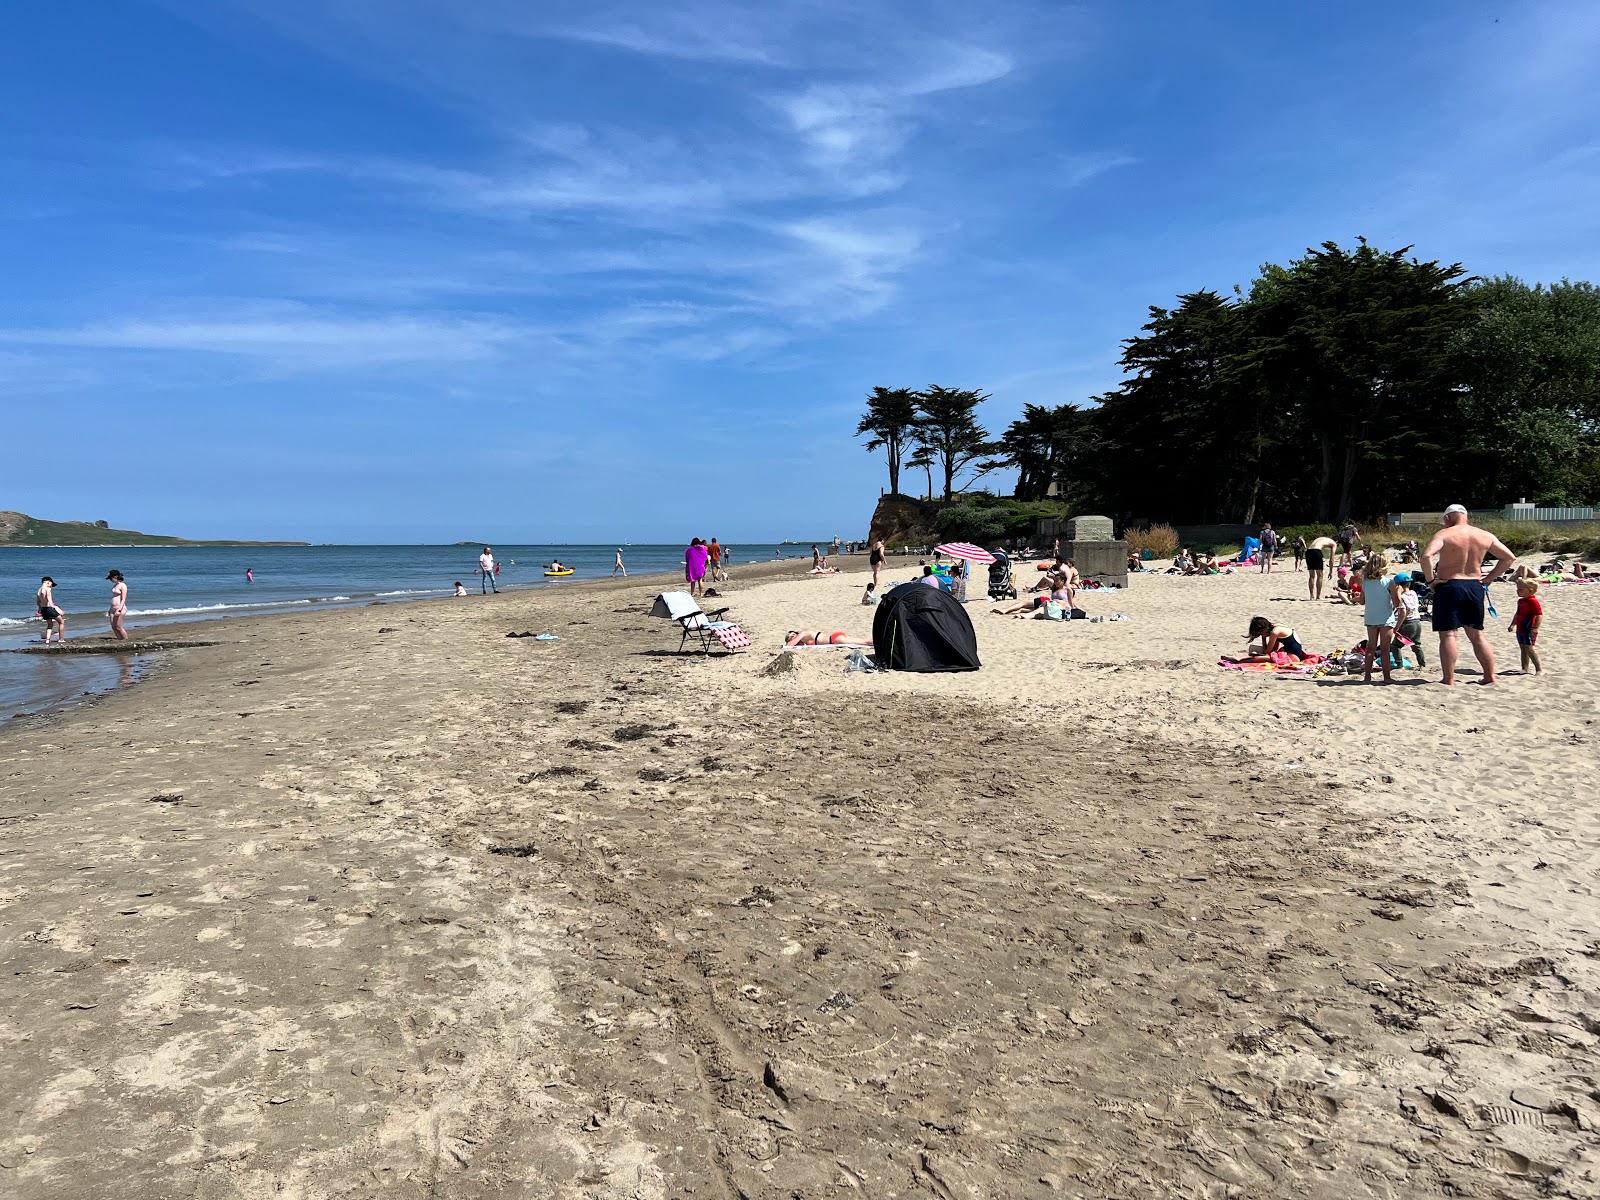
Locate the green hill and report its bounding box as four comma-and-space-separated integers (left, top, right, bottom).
0, 511, 308, 547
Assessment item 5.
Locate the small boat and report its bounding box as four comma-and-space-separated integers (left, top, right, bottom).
544, 568, 574, 577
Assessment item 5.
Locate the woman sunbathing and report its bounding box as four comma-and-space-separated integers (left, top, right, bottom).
784, 630, 873, 647
994, 573, 1073, 616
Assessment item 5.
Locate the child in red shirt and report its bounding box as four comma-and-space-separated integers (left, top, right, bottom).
1509, 578, 1543, 675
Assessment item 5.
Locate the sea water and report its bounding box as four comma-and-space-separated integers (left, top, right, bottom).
0, 543, 801, 720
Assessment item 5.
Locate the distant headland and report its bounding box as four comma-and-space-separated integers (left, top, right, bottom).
0, 510, 309, 547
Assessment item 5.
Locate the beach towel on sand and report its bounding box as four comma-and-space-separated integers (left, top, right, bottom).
1217, 652, 1324, 675
714, 626, 750, 650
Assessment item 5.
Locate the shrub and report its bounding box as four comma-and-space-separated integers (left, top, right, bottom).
1124, 522, 1179, 557
935, 504, 1008, 545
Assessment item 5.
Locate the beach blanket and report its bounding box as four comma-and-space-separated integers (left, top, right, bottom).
1217, 651, 1325, 676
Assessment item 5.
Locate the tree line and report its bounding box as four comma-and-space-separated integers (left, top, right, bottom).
858, 239, 1600, 524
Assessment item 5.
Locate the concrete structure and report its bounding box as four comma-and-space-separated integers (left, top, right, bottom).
1066, 515, 1115, 541
1064, 539, 1128, 588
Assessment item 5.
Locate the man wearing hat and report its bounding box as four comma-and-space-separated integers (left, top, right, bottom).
1420, 505, 1516, 685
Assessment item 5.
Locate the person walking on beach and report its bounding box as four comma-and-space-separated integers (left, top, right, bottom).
1258, 523, 1278, 573
1337, 521, 1359, 568
36, 576, 65, 644
106, 570, 128, 640
685, 538, 710, 598
1420, 504, 1516, 685
613, 548, 627, 577
1291, 534, 1306, 572
869, 540, 886, 592
708, 538, 725, 582
478, 547, 498, 594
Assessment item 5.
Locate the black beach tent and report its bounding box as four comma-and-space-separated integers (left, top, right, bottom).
871, 582, 981, 672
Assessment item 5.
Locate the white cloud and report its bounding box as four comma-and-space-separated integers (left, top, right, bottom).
0, 311, 529, 368
1060, 153, 1139, 188
775, 46, 1013, 175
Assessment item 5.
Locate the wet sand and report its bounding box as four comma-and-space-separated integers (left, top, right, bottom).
1, 558, 1596, 1197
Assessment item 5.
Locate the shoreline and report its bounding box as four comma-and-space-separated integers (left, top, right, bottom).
0, 555, 866, 725
1, 559, 1593, 1195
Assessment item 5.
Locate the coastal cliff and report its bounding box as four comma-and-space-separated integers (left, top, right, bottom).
866, 494, 942, 547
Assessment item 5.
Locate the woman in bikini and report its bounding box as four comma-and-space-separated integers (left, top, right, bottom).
784, 630, 873, 647
992, 572, 1072, 616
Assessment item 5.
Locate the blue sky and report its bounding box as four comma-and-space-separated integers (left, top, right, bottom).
3, 1, 1598, 542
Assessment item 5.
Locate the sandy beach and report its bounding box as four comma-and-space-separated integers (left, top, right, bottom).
2, 558, 1597, 1198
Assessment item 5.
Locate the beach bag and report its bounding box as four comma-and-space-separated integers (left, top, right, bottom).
1070, 607, 1088, 620
1039, 600, 1065, 621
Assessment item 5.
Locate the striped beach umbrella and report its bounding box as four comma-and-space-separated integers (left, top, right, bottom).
934, 542, 996, 564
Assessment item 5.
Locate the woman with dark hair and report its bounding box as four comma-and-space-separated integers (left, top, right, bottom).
107, 570, 129, 640
1220, 617, 1307, 663
684, 538, 710, 598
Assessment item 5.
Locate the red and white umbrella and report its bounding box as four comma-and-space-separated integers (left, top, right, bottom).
934, 542, 996, 564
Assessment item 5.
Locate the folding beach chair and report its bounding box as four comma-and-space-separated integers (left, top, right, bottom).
649, 591, 748, 653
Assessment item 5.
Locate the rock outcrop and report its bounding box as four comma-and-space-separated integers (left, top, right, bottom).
867, 494, 941, 547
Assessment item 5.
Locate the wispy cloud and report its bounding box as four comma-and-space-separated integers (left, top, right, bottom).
30, 1, 1062, 393
537, 3, 785, 65
0, 309, 530, 369
775, 46, 1013, 177
1059, 153, 1139, 188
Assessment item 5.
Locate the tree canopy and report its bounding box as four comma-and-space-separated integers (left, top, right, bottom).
854, 386, 919, 497
856, 241, 1600, 523
1083, 242, 1600, 521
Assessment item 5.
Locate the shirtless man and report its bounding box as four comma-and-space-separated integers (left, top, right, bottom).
1306, 535, 1336, 598
36, 576, 65, 644
1420, 504, 1516, 685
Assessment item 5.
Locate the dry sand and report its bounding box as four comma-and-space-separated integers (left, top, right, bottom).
1, 557, 1597, 1198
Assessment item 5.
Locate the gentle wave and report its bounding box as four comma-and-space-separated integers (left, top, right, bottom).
125, 599, 316, 617
0, 615, 39, 626
376, 589, 445, 596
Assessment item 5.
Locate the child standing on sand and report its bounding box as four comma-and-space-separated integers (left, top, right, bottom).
1396, 578, 1426, 668
1360, 552, 1403, 684
1509, 578, 1543, 675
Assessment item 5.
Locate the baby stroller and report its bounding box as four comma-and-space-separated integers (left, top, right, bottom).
987, 550, 1017, 600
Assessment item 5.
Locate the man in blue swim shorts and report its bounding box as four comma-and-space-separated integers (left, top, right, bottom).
1421, 504, 1517, 686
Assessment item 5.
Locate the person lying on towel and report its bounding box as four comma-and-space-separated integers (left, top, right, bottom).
784, 630, 873, 647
